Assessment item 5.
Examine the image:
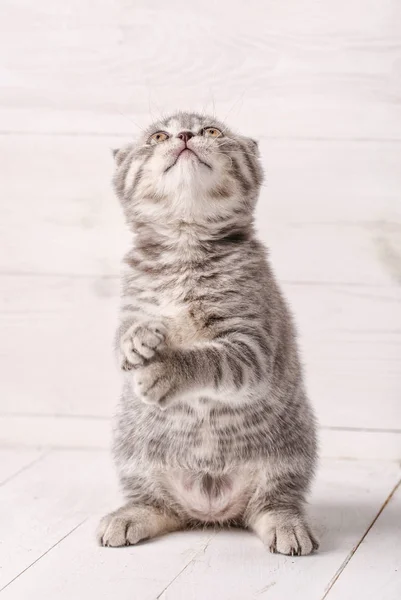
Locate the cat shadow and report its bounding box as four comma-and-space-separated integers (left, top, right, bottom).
307, 499, 397, 553
161, 498, 397, 555
123, 497, 397, 555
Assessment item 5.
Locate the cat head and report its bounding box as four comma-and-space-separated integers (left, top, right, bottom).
113, 112, 263, 228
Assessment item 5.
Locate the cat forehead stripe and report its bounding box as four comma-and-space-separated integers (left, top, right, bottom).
162, 115, 203, 132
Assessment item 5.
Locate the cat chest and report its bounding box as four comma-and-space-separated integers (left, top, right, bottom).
159, 299, 210, 347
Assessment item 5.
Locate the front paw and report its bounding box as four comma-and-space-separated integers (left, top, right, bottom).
134, 360, 178, 409
120, 322, 166, 369
252, 511, 319, 556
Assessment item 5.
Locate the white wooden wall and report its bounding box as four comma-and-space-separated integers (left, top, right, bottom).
1, 0, 400, 457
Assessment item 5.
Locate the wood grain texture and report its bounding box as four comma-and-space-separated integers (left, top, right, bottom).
0, 453, 399, 599
0, 1, 400, 139
1, 274, 400, 432
1, 136, 400, 286
0, 449, 44, 485
0, 274, 399, 430
1, 519, 215, 600
0, 416, 112, 450
325, 478, 401, 600
0, 449, 118, 591
0, 0, 400, 451
0, 275, 120, 419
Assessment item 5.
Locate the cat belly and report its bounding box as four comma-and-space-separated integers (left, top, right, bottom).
165, 468, 255, 523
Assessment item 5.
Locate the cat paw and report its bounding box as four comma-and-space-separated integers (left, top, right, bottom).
252, 512, 319, 556
120, 322, 166, 368
134, 359, 177, 408
97, 513, 150, 547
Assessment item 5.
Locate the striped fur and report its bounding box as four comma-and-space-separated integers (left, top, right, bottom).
98, 112, 318, 556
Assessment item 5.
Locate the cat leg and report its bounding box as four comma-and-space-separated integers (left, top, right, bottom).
133, 332, 271, 409
97, 504, 183, 547
249, 508, 318, 556
246, 467, 318, 556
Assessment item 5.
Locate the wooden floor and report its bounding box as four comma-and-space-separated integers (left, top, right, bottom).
0, 449, 400, 599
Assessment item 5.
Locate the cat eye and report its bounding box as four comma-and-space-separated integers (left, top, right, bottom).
150, 131, 169, 144
204, 127, 222, 138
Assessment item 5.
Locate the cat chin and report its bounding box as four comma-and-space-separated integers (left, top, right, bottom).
161, 167, 216, 195
165, 158, 211, 176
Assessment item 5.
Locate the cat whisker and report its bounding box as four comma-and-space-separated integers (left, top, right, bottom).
213, 151, 234, 169
117, 109, 146, 134
219, 149, 260, 159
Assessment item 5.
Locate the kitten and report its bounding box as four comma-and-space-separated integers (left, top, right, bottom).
97, 112, 318, 555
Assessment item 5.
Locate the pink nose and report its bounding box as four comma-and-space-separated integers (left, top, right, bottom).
177, 131, 194, 144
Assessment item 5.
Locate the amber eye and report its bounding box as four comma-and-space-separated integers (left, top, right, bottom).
150, 131, 169, 144
204, 127, 222, 138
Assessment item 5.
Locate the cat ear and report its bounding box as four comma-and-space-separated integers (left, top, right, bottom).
244, 137, 259, 155
112, 145, 132, 166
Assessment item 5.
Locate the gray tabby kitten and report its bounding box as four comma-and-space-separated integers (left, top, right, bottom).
97, 112, 318, 556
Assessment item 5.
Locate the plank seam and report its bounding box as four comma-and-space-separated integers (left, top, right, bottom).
0, 450, 50, 488
155, 533, 216, 599
320, 476, 401, 600
0, 272, 399, 289
0, 519, 87, 594
2, 415, 401, 435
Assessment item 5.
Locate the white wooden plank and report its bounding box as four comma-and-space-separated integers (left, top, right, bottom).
325, 478, 401, 599
0, 449, 43, 485
0, 459, 399, 599
0, 135, 127, 279
320, 429, 401, 461
1, 136, 400, 286
0, 1, 400, 139
0, 517, 215, 600
0, 449, 118, 590
0, 416, 111, 450
0, 275, 120, 419
1, 275, 400, 433
0, 450, 219, 598
287, 283, 401, 430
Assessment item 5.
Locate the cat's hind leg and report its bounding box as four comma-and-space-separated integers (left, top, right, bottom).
97, 504, 183, 547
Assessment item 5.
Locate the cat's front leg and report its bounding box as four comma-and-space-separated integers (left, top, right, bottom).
134, 350, 184, 409
133, 345, 220, 408
134, 332, 270, 409
98, 503, 183, 547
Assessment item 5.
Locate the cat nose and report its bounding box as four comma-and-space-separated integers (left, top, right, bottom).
177, 131, 194, 144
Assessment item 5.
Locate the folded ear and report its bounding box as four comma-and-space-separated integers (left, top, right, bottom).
112, 144, 132, 166
242, 137, 259, 156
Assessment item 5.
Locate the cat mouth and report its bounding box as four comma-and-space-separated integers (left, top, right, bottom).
164, 148, 211, 173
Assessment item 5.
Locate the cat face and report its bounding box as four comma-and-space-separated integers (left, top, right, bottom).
113, 112, 263, 225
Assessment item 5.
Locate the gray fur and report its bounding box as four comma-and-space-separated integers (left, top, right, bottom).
98, 112, 318, 555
